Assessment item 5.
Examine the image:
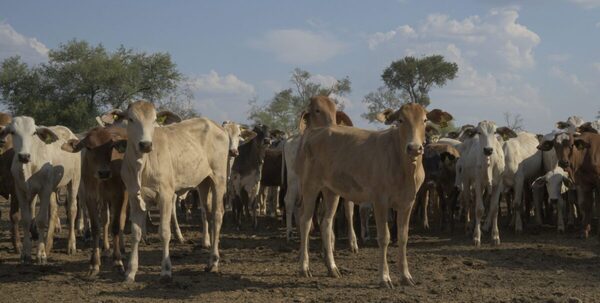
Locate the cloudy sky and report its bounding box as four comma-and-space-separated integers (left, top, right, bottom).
1, 0, 600, 132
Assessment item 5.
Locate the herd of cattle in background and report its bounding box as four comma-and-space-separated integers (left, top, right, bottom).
0, 95, 599, 288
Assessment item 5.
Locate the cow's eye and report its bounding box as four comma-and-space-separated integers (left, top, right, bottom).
424, 119, 428, 123
32, 131, 37, 136
128, 118, 134, 122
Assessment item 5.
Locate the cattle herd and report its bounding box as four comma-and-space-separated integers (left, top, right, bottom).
0, 96, 599, 290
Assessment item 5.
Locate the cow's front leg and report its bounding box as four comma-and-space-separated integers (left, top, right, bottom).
298, 188, 318, 278
373, 203, 392, 288
159, 193, 174, 282
124, 194, 145, 283
17, 190, 34, 264
397, 200, 416, 286
321, 190, 341, 277
36, 190, 53, 264
473, 183, 484, 247
489, 183, 503, 246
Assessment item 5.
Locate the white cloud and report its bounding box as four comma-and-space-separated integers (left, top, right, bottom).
550, 66, 588, 91
252, 29, 344, 64
186, 70, 255, 123
368, 25, 417, 50
0, 21, 48, 63
309, 74, 339, 87
187, 70, 255, 96
568, 0, 600, 9
366, 8, 548, 130
547, 53, 571, 62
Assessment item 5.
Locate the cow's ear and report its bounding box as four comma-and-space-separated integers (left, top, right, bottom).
562, 175, 574, 188
537, 141, 554, 151
156, 111, 182, 126
574, 139, 590, 150
426, 125, 440, 136
427, 109, 453, 127
464, 128, 478, 138
240, 130, 257, 145
446, 131, 459, 139
112, 140, 128, 153
100, 109, 127, 126
440, 152, 456, 164
531, 176, 547, 188
536, 134, 544, 142
556, 121, 569, 130
299, 111, 310, 134
577, 122, 598, 134
496, 127, 517, 141
35, 127, 59, 144
375, 109, 398, 125
61, 139, 84, 153
336, 111, 354, 127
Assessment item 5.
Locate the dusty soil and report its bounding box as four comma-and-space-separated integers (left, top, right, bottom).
0, 202, 599, 303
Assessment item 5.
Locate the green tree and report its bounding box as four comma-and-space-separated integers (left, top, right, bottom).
0, 39, 183, 132
362, 55, 458, 123
248, 68, 351, 133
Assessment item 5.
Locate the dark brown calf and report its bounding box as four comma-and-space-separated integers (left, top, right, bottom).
62, 126, 129, 276
0, 113, 20, 253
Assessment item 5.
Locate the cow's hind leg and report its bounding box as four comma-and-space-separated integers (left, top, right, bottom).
344, 200, 358, 253
9, 194, 22, 254
66, 182, 78, 255
284, 182, 298, 242
171, 196, 185, 244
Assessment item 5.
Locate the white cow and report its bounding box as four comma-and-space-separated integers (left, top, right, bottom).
532, 166, 573, 232
500, 132, 543, 233
115, 100, 229, 283
457, 121, 514, 246
0, 117, 81, 264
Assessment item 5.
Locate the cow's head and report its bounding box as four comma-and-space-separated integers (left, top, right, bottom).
299, 96, 353, 133
0, 112, 12, 149
61, 126, 127, 180
552, 132, 575, 170
556, 116, 584, 134
222, 121, 257, 157
576, 121, 600, 134
110, 100, 181, 154
0, 116, 59, 164
465, 121, 516, 157
376, 104, 453, 158
532, 167, 573, 202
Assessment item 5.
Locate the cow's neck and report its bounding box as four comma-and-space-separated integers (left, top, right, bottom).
388, 128, 424, 188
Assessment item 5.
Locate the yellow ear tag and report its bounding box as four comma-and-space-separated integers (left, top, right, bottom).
113, 114, 119, 121
439, 121, 448, 128
157, 115, 167, 125
44, 136, 54, 144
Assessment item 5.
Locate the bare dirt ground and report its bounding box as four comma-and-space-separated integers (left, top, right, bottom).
1, 202, 599, 303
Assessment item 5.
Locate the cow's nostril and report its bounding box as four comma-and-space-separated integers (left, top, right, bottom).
558, 160, 569, 168
138, 141, 153, 153
483, 147, 493, 156
17, 153, 30, 163
97, 170, 111, 179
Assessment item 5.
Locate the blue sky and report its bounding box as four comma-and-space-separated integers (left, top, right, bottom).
1, 0, 599, 132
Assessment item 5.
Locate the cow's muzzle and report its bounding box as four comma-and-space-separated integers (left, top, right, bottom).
483, 147, 493, 156
138, 141, 153, 153
17, 153, 30, 163
97, 170, 112, 180
229, 149, 239, 157
406, 143, 423, 156
550, 198, 558, 205
558, 160, 569, 169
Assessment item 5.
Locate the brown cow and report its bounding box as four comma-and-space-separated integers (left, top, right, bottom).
0, 113, 20, 253
544, 131, 600, 238
296, 97, 452, 287
62, 126, 129, 276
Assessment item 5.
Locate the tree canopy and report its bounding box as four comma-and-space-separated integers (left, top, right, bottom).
362, 55, 458, 123
248, 68, 351, 133
0, 39, 192, 132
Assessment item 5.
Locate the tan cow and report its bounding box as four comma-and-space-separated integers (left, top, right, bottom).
62, 126, 129, 276
0, 117, 81, 264
296, 98, 452, 287
114, 100, 229, 283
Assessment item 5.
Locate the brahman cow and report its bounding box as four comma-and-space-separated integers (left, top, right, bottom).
457, 121, 514, 246
295, 97, 452, 287
113, 100, 229, 282
532, 165, 572, 232
62, 126, 129, 276
230, 124, 272, 229
0, 117, 81, 264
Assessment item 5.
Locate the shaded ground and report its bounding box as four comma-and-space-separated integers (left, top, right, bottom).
1, 202, 599, 303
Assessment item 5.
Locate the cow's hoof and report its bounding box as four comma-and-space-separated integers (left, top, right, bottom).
204, 264, 219, 273
380, 280, 394, 289
159, 274, 172, 284
67, 247, 76, 255
400, 275, 415, 286
176, 237, 185, 245
491, 238, 501, 246
87, 268, 100, 278
124, 276, 135, 284
37, 256, 47, 265
113, 262, 125, 275
20, 254, 32, 264
473, 239, 481, 247
328, 266, 341, 278
102, 249, 111, 258
300, 268, 313, 278
14, 245, 22, 255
